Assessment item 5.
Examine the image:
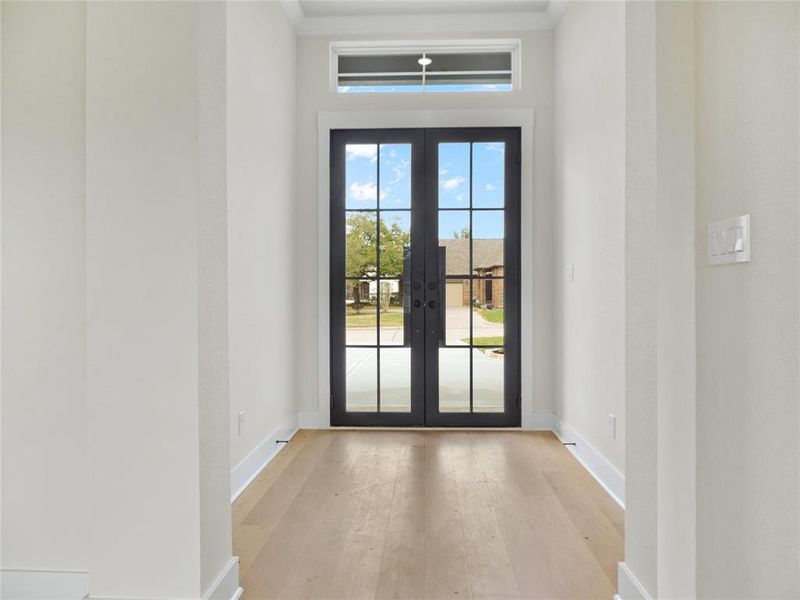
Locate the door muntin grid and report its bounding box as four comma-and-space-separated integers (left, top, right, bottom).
331, 128, 520, 427
437, 141, 506, 414
342, 141, 414, 415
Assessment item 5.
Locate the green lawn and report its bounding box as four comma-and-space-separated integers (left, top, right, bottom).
463, 336, 505, 348
476, 307, 504, 323
346, 307, 404, 328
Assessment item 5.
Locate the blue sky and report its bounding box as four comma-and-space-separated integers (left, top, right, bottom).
337, 84, 512, 94
345, 141, 505, 239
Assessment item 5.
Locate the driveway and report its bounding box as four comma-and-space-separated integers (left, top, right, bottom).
345, 305, 503, 346
345, 344, 504, 414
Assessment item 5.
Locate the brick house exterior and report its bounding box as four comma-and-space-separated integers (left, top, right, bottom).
438, 239, 504, 308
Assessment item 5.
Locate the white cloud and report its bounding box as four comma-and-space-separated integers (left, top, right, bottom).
346, 144, 378, 162
442, 176, 465, 191
350, 181, 387, 201
439, 168, 449, 176
484, 183, 496, 192
388, 159, 409, 185
350, 182, 377, 201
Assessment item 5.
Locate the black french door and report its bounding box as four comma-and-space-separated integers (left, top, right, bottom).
330, 128, 520, 427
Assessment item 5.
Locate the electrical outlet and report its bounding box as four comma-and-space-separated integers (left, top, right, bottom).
608, 414, 616, 439
238, 411, 245, 436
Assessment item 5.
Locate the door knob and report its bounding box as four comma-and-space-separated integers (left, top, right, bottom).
413, 299, 422, 308
428, 300, 436, 309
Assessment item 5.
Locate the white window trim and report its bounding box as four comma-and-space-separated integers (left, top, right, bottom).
304, 109, 541, 431
329, 39, 522, 94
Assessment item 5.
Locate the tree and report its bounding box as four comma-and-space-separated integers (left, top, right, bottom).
345, 213, 410, 313
379, 215, 410, 277
345, 213, 377, 278
452, 226, 470, 239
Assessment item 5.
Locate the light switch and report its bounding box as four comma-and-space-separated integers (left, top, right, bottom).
566, 264, 575, 282
708, 214, 750, 265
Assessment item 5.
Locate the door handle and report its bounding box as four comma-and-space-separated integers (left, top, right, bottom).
428, 300, 436, 309
413, 299, 422, 308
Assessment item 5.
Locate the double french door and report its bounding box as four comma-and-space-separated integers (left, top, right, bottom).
330, 128, 520, 427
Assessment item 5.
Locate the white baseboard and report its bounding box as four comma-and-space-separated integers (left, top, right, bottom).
230, 412, 299, 502
0, 569, 89, 600
617, 562, 653, 600
553, 416, 625, 508
203, 556, 242, 600
0, 560, 241, 600
300, 410, 555, 430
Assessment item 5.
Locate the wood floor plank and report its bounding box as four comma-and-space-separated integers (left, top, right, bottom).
241, 432, 356, 597
324, 434, 404, 599
234, 429, 624, 600
543, 470, 623, 585
421, 433, 473, 600
233, 429, 312, 525
236, 431, 336, 577
450, 434, 522, 599
374, 434, 427, 600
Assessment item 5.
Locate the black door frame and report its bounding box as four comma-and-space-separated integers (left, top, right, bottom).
330, 127, 521, 427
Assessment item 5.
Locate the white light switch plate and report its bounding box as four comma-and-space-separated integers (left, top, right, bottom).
708, 214, 750, 265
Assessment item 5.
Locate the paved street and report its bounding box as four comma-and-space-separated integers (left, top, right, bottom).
346, 306, 503, 345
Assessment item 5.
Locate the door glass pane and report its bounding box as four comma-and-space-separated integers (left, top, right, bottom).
345, 280, 377, 345
472, 347, 504, 412
472, 142, 505, 208
472, 211, 504, 279
346, 348, 377, 412
438, 143, 470, 208
346, 212, 377, 277
380, 348, 411, 412
443, 279, 470, 346
471, 282, 504, 346
439, 211, 470, 277
346, 144, 378, 209
378, 280, 406, 346
439, 348, 470, 412
379, 144, 411, 209
378, 211, 410, 278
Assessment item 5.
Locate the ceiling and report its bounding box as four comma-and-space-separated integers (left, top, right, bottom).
298, 1, 550, 18
283, 0, 565, 34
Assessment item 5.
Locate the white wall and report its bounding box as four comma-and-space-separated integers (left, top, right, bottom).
553, 1, 625, 472
197, 2, 233, 593
654, 2, 696, 597
227, 1, 298, 470
622, 3, 699, 597
86, 2, 233, 597
1, 0, 88, 574
695, 1, 800, 597
294, 30, 554, 421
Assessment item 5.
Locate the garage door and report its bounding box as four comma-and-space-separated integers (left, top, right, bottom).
445, 282, 464, 307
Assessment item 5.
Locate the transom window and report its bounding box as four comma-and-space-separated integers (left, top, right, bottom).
332, 40, 520, 94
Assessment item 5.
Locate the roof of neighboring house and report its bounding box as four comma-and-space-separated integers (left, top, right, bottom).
438, 238, 503, 276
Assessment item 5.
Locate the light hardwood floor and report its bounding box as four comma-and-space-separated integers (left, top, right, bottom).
233, 430, 623, 600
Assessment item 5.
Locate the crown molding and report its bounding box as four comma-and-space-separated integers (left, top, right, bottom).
279, 0, 305, 31
545, 0, 569, 27
280, 0, 565, 36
